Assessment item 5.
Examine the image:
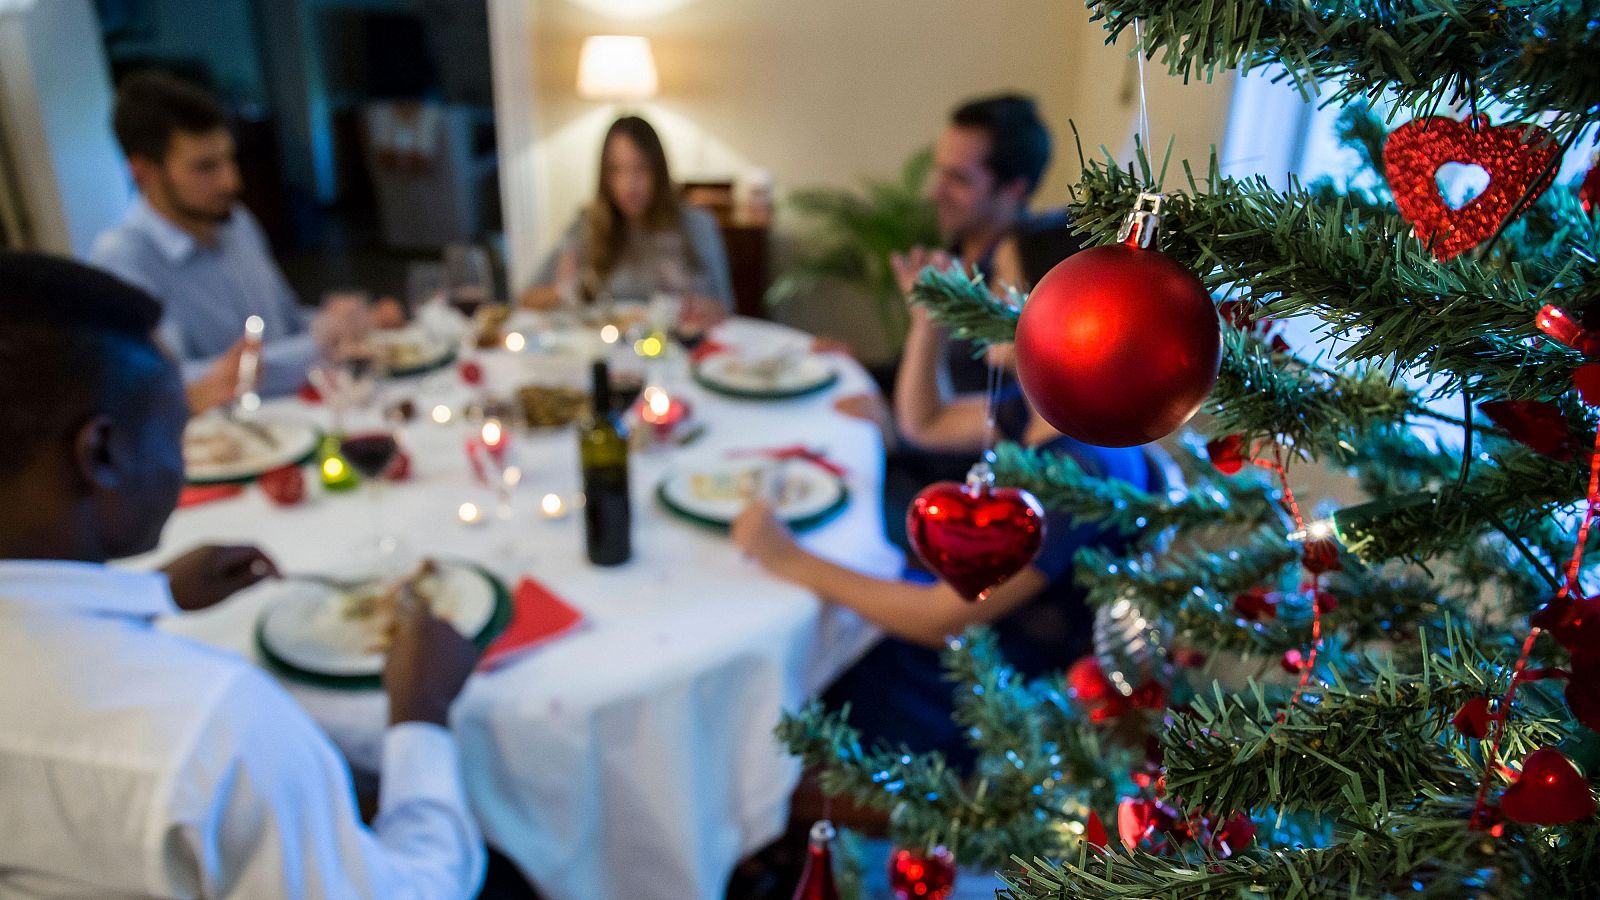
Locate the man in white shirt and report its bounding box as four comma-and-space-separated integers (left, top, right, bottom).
0, 253, 486, 898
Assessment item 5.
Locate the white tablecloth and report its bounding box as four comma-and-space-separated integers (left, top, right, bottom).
147, 318, 898, 900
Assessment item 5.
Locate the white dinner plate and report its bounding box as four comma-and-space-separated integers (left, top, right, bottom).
370, 323, 457, 377
693, 351, 838, 400
657, 457, 847, 529
183, 415, 321, 485
257, 562, 499, 679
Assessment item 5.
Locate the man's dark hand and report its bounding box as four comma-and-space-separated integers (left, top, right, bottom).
163, 545, 279, 612
384, 589, 482, 727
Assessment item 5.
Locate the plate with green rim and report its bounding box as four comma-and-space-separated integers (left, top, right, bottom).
256, 561, 511, 690
184, 416, 322, 486
692, 352, 839, 400
372, 324, 459, 378
655, 458, 850, 533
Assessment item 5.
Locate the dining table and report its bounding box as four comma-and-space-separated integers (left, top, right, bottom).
143, 312, 903, 900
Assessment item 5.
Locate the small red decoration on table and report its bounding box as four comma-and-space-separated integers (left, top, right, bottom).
1452, 697, 1492, 739
384, 450, 412, 482
634, 385, 692, 440
1382, 114, 1559, 260
1498, 748, 1597, 825
459, 360, 484, 386
297, 381, 323, 404
259, 465, 305, 506
791, 820, 840, 900
887, 845, 955, 900
1013, 192, 1221, 448
907, 460, 1045, 602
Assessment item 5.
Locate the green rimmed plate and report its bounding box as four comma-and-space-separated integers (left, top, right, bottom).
692, 353, 839, 400
184, 418, 323, 486
256, 561, 512, 690
655, 459, 850, 533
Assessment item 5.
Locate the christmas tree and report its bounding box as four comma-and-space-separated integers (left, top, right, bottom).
780, 2, 1600, 896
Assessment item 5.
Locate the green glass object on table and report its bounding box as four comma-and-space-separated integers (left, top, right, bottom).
317, 434, 361, 492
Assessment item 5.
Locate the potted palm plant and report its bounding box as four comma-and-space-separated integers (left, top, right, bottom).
765, 149, 939, 358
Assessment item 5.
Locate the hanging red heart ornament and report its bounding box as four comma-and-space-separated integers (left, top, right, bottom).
907, 462, 1045, 602
1383, 115, 1559, 261
1499, 748, 1597, 825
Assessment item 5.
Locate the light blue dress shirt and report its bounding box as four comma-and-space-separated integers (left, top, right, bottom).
90, 197, 317, 396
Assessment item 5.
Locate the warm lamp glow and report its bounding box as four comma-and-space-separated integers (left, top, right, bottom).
577, 35, 658, 101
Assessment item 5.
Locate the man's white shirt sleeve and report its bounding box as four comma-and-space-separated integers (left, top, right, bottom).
160, 666, 484, 899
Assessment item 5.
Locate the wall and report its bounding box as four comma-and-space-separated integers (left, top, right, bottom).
101, 0, 267, 108
518, 0, 1238, 274
0, 0, 127, 257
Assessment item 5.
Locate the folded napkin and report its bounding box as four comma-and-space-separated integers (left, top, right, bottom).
689, 339, 728, 364
178, 483, 245, 508
477, 577, 584, 671
726, 445, 847, 478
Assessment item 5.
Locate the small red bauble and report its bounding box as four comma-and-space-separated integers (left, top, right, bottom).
1452, 697, 1492, 739
1067, 656, 1129, 722
1312, 589, 1339, 614
1499, 748, 1597, 825
1129, 678, 1168, 710
1210, 813, 1256, 858
1300, 539, 1342, 575
1382, 115, 1559, 260
887, 846, 955, 900
259, 465, 306, 506
907, 478, 1044, 602
1233, 588, 1279, 621
1281, 648, 1306, 674
1206, 433, 1249, 475
459, 360, 485, 386
1014, 242, 1220, 448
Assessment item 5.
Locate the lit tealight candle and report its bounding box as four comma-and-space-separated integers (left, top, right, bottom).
480, 419, 507, 457
457, 501, 485, 525
431, 404, 453, 424
633, 335, 664, 358
600, 324, 620, 344
637, 385, 689, 436
539, 492, 568, 519
504, 332, 527, 352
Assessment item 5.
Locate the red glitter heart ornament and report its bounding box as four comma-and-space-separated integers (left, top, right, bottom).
907, 477, 1045, 602
1383, 115, 1559, 260
1499, 748, 1597, 825
887, 846, 956, 900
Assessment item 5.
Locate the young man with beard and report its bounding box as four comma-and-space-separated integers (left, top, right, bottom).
91, 73, 375, 411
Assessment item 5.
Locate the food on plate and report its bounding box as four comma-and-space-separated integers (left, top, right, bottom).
338, 559, 457, 651
688, 467, 814, 506
183, 416, 277, 468
709, 350, 807, 388
473, 305, 512, 349
374, 336, 438, 371
515, 384, 588, 428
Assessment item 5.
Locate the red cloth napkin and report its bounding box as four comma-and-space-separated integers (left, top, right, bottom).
726, 445, 847, 478
478, 577, 584, 671
177, 484, 245, 508
689, 339, 728, 364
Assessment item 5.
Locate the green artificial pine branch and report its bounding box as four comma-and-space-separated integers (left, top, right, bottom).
1160, 627, 1570, 820
990, 441, 1278, 535
1086, 0, 1600, 140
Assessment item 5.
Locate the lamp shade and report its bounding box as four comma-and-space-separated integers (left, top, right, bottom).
576, 35, 658, 101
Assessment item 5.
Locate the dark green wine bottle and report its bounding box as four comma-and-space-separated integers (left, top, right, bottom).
580, 360, 632, 566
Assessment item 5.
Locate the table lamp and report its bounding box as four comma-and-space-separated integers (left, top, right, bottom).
576, 35, 659, 102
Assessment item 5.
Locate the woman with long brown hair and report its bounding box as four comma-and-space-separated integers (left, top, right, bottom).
521, 116, 732, 320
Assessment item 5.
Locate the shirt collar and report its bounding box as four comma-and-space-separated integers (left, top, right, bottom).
128, 195, 202, 264
0, 559, 176, 619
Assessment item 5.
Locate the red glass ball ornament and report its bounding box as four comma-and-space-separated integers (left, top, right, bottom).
907, 480, 1045, 602
1014, 242, 1220, 448
1206, 433, 1249, 475
887, 846, 955, 900
259, 465, 306, 506
1300, 539, 1343, 575
1499, 748, 1597, 825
